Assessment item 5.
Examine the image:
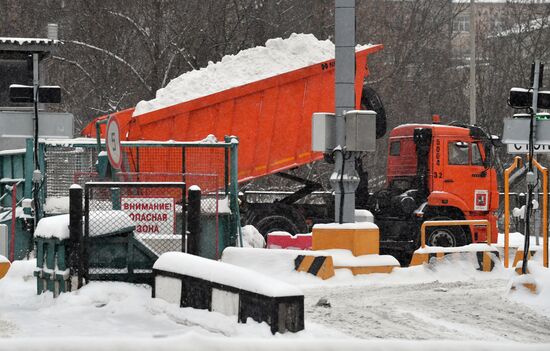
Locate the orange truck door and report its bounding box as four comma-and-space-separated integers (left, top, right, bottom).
443, 140, 490, 212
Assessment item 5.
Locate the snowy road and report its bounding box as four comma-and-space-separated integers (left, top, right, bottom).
305, 278, 550, 342
2, 255, 550, 350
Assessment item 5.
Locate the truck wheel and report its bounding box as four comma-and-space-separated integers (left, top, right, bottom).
254, 215, 301, 238
425, 217, 467, 247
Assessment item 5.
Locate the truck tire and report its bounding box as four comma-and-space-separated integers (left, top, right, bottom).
254, 215, 301, 237
425, 216, 467, 247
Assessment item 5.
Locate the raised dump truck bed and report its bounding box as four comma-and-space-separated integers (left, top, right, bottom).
82, 45, 383, 183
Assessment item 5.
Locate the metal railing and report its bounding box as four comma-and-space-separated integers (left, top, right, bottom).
503, 156, 548, 268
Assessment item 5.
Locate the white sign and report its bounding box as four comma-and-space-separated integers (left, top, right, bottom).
507, 143, 550, 154
106, 116, 122, 169
121, 197, 175, 234
474, 190, 489, 211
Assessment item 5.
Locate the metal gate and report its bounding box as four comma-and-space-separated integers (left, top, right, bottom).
83, 181, 186, 285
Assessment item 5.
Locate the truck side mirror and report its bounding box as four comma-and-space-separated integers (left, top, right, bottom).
483, 144, 492, 168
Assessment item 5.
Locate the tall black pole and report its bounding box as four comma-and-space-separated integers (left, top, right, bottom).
187, 186, 201, 255
32, 53, 41, 229
69, 185, 83, 289
523, 60, 542, 274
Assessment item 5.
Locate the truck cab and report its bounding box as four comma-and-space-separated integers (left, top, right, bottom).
372, 120, 499, 261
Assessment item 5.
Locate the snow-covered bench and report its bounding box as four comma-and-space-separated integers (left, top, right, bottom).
153, 252, 304, 334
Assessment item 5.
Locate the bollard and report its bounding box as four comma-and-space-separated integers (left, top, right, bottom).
187, 186, 201, 255
69, 185, 83, 288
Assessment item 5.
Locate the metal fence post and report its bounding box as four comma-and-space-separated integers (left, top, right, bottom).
24, 138, 34, 201
188, 186, 201, 255
69, 185, 82, 289
226, 137, 243, 247
9, 184, 16, 261
111, 187, 121, 210
81, 185, 90, 288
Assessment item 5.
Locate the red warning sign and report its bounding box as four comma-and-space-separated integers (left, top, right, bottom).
474, 190, 489, 211
121, 197, 175, 234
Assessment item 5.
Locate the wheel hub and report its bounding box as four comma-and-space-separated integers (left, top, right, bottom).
429, 229, 456, 247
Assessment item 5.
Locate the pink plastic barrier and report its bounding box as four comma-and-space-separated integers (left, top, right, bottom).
267, 232, 312, 250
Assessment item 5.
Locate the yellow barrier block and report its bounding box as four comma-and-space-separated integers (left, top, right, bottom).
481, 252, 493, 272
512, 249, 538, 267
410, 252, 429, 266
312, 224, 379, 256
0, 261, 10, 280
511, 268, 538, 294
337, 265, 396, 275
294, 255, 334, 280
410, 250, 498, 272
410, 252, 447, 266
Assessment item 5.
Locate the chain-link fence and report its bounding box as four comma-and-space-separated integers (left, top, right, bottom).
43, 140, 232, 202
45, 145, 98, 198
83, 182, 186, 284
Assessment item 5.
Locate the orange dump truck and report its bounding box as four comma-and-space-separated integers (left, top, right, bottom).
82, 45, 385, 182
83, 44, 499, 265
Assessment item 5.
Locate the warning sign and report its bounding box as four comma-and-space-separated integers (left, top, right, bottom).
121, 197, 175, 234
106, 116, 122, 170
474, 190, 489, 211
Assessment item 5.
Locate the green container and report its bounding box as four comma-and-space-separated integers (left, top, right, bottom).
2, 219, 33, 260
87, 231, 158, 284
198, 213, 232, 260
34, 237, 70, 297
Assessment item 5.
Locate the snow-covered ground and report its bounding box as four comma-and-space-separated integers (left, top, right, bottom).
1, 242, 550, 350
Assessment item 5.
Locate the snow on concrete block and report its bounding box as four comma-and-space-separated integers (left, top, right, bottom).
321, 249, 400, 274
410, 245, 500, 272
221, 246, 330, 276
242, 225, 266, 248
354, 209, 374, 223
153, 252, 304, 334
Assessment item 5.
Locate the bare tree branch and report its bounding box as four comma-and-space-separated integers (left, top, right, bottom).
66, 39, 152, 93
52, 55, 96, 85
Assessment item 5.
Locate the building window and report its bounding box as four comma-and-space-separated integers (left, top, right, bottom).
453, 14, 470, 33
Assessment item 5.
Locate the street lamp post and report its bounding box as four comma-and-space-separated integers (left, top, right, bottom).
9, 81, 61, 229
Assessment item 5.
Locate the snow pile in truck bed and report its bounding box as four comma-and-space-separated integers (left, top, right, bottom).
133, 33, 371, 116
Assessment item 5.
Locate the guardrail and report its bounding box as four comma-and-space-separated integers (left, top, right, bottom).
503, 156, 548, 269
